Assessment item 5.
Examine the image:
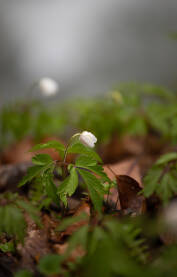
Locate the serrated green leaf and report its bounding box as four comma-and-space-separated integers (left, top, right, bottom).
142, 164, 177, 204
58, 167, 78, 206
142, 167, 162, 198
68, 142, 102, 162
38, 254, 62, 275
44, 172, 60, 205
156, 174, 173, 203
32, 154, 52, 166
18, 165, 45, 187
16, 200, 42, 227
156, 152, 177, 166
30, 140, 65, 158
18, 160, 54, 187
75, 155, 97, 167
77, 169, 104, 211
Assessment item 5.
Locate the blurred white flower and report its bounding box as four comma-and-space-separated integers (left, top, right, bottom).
38, 77, 59, 97
163, 201, 177, 230
79, 131, 97, 148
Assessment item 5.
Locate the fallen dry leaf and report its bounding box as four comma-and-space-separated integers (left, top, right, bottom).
99, 135, 144, 163
59, 202, 90, 241
17, 215, 50, 271
2, 138, 34, 164
104, 158, 142, 186
116, 175, 146, 215
54, 243, 85, 262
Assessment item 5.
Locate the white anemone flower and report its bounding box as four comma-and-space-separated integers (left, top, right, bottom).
38, 77, 59, 97
79, 131, 97, 148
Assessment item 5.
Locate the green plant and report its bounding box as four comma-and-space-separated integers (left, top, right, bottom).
14, 270, 33, 277
64, 83, 176, 144
52, 216, 149, 277
38, 254, 62, 276
142, 152, 177, 203
19, 132, 111, 212
0, 100, 66, 149
0, 192, 41, 244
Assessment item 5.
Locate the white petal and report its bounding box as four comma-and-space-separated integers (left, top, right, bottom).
79, 131, 97, 148
39, 77, 59, 97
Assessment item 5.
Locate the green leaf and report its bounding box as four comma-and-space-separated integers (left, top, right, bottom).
44, 172, 60, 205
16, 200, 42, 227
38, 254, 62, 275
32, 154, 53, 166
18, 165, 45, 187
88, 226, 107, 255
14, 270, 33, 277
0, 241, 15, 253
142, 167, 162, 198
68, 142, 102, 162
156, 174, 173, 203
0, 205, 26, 242
19, 159, 53, 187
156, 152, 177, 166
76, 155, 110, 181
75, 155, 97, 167
77, 169, 104, 211
67, 225, 89, 257
57, 167, 78, 206
30, 140, 65, 158
142, 165, 177, 203
56, 212, 89, 232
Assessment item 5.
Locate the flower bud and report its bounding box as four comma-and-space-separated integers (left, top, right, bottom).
38, 77, 59, 97
79, 131, 97, 148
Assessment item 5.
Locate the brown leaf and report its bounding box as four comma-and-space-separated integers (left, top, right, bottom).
54, 243, 85, 262
104, 158, 142, 186
2, 138, 34, 164
99, 135, 144, 163
59, 202, 90, 241
103, 159, 142, 211
17, 215, 50, 271
116, 175, 146, 215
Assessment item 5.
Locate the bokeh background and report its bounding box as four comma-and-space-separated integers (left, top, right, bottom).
0, 0, 177, 104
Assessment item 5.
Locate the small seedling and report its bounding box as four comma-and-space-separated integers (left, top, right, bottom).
19, 131, 111, 212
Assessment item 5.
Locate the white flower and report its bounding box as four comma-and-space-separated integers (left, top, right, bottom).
38, 77, 59, 97
79, 131, 97, 148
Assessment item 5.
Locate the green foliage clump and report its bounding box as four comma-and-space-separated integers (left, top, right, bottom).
0, 192, 41, 244
0, 82, 176, 149
64, 83, 177, 144
38, 254, 62, 275
142, 152, 177, 203
0, 101, 66, 149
